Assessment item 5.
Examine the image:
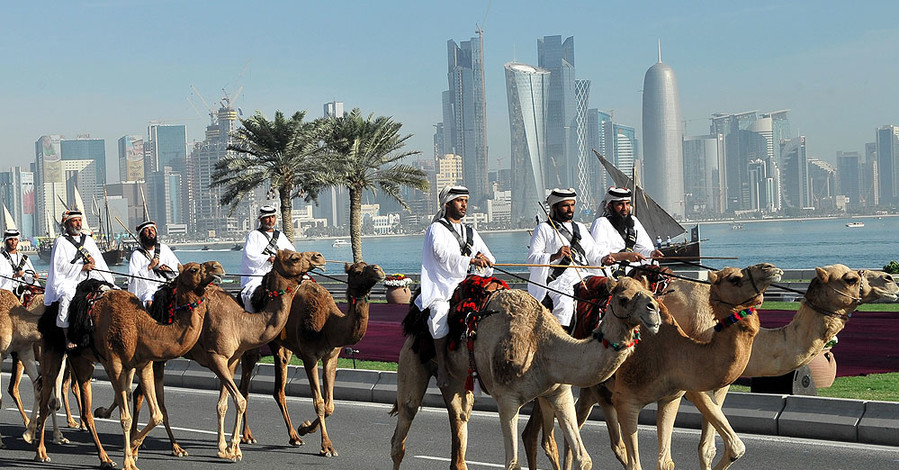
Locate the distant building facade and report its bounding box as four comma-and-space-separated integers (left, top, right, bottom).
117, 135, 145, 182
642, 57, 684, 218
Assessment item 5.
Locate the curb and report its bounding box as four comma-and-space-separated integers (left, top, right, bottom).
6, 359, 898, 446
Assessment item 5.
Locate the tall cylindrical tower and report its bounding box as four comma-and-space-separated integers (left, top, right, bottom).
642, 57, 684, 218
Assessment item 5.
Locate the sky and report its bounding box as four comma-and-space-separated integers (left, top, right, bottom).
3, 0, 899, 180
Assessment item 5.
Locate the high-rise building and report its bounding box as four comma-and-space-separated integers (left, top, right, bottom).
586, 109, 614, 206
505, 62, 550, 224
863, 142, 878, 206
836, 151, 861, 209
613, 123, 638, 176
189, 106, 241, 237
435, 154, 464, 191
780, 136, 810, 210
808, 158, 836, 210
443, 36, 488, 204
683, 134, 724, 216
573, 79, 593, 214
61, 136, 107, 185
324, 101, 344, 118
315, 102, 349, 228
875, 125, 899, 206
538, 35, 577, 191
117, 135, 145, 182
0, 167, 35, 240
642, 52, 684, 218
145, 124, 187, 230
34, 135, 102, 233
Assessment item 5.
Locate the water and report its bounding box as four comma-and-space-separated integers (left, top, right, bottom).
30, 216, 899, 276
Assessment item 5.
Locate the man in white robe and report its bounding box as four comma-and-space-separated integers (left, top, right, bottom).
240, 205, 296, 311
0, 228, 38, 293
44, 209, 114, 349
128, 219, 180, 307
590, 187, 663, 276
415, 185, 495, 387
527, 188, 604, 330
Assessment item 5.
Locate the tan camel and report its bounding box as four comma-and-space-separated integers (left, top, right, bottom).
553, 263, 783, 470
31, 261, 224, 470
662, 266, 899, 470
237, 261, 386, 456
98, 250, 325, 461
390, 276, 663, 470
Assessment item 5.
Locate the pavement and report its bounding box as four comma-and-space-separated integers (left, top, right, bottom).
7, 358, 893, 448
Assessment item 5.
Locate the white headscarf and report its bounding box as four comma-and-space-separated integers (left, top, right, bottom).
432, 185, 469, 222
546, 187, 577, 209
601, 186, 632, 214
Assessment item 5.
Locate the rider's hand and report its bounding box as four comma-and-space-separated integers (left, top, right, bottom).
551, 245, 572, 262
267, 256, 276, 264
148, 259, 160, 270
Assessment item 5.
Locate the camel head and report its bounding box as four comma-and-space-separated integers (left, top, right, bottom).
603, 276, 662, 336
174, 262, 204, 294
272, 250, 326, 280
707, 263, 783, 313
199, 261, 226, 290
345, 261, 386, 297
859, 269, 899, 303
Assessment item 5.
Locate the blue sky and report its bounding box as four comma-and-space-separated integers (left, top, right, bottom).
3, 1, 898, 178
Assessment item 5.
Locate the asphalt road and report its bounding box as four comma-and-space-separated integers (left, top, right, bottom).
0, 376, 897, 469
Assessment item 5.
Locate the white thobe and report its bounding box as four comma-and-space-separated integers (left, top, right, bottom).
590, 215, 655, 276
0, 250, 37, 292
44, 234, 115, 328
240, 229, 296, 311
527, 220, 604, 327
128, 243, 180, 306
414, 219, 495, 339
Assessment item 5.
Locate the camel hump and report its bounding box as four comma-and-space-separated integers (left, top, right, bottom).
489, 290, 540, 385
297, 281, 337, 336
69, 279, 115, 349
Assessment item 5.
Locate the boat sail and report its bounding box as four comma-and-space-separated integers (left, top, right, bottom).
592, 150, 700, 262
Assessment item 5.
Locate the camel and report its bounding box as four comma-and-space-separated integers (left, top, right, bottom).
97, 250, 325, 461
660, 265, 899, 470
237, 261, 386, 456
549, 263, 783, 470
31, 260, 224, 470
390, 276, 663, 470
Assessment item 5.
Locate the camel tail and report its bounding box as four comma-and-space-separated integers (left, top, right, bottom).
388, 401, 399, 417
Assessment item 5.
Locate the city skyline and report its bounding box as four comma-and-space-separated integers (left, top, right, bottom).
3, 1, 899, 180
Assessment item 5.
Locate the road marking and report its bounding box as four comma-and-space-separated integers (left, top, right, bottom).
414, 454, 542, 469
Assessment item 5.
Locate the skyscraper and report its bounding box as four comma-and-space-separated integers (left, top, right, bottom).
641, 50, 684, 218
836, 151, 861, 209
35, 135, 102, 232
117, 135, 145, 182
145, 124, 187, 231
780, 136, 810, 210
505, 62, 550, 224
683, 134, 724, 216
444, 36, 488, 204
538, 35, 577, 191
573, 79, 593, 213
875, 125, 898, 206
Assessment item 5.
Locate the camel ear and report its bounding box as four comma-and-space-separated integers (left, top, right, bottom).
605, 277, 617, 292
815, 266, 828, 281
345, 262, 351, 273
707, 270, 718, 284
177, 264, 183, 272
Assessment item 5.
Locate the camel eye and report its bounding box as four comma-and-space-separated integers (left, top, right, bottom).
845, 275, 859, 285
618, 296, 629, 307
727, 276, 740, 284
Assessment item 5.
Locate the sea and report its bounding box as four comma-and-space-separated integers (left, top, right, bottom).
29, 216, 899, 277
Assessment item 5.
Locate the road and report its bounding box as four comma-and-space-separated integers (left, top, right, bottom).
0, 377, 897, 469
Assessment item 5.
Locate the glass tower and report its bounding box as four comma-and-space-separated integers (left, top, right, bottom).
505, 62, 550, 224
444, 36, 488, 204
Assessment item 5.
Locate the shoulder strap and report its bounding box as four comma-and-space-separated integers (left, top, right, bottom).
606, 216, 638, 251
2, 250, 15, 270
65, 234, 93, 264
436, 219, 473, 257
258, 229, 281, 256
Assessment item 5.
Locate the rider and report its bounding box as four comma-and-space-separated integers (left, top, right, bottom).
44, 209, 114, 350
527, 188, 604, 331
590, 187, 663, 276
0, 227, 38, 293
128, 219, 180, 308
416, 185, 495, 388
240, 204, 296, 311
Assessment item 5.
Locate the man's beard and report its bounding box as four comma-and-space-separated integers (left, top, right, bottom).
552, 210, 574, 223
4, 241, 14, 252
607, 211, 635, 233
139, 232, 157, 248
65, 225, 81, 236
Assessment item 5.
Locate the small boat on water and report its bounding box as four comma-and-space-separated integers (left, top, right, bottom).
332, 239, 350, 248
231, 243, 243, 251
846, 222, 865, 228
201, 245, 211, 251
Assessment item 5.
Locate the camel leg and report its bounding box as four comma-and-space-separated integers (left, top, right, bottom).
238, 348, 260, 444
8, 352, 29, 427
105, 361, 140, 470
441, 380, 474, 470
563, 385, 610, 470
656, 395, 683, 470
63, 366, 84, 429
496, 396, 524, 470
544, 386, 592, 470
689, 390, 745, 470
130, 362, 168, 463
299, 348, 339, 456
690, 388, 728, 470
154, 362, 188, 457
300, 352, 335, 456
72, 355, 116, 469
389, 340, 432, 470
614, 398, 644, 470
33, 348, 64, 462
206, 356, 247, 461
270, 344, 305, 446
523, 399, 562, 470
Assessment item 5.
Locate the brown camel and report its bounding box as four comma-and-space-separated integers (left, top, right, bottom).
551, 263, 783, 470
390, 276, 663, 470
662, 266, 899, 470
237, 261, 386, 456
97, 250, 325, 461
31, 261, 224, 470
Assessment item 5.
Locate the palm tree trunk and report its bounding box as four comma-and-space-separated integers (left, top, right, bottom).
279, 184, 294, 243
349, 187, 363, 263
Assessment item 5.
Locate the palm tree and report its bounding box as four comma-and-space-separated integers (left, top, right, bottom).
323, 109, 429, 262
212, 110, 329, 243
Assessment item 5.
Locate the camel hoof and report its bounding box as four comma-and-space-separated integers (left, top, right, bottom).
100, 460, 117, 468
172, 444, 189, 457
289, 438, 305, 446
34, 454, 51, 463
320, 449, 338, 457
0, 441, 7, 449
241, 435, 257, 444
53, 435, 70, 445
23, 431, 35, 444
67, 419, 80, 428
297, 420, 319, 435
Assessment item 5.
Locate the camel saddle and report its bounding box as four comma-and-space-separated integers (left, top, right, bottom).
402, 275, 508, 364
69, 279, 115, 351
570, 275, 614, 340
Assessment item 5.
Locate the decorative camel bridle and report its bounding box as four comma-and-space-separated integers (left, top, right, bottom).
591, 289, 646, 351
801, 270, 863, 320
